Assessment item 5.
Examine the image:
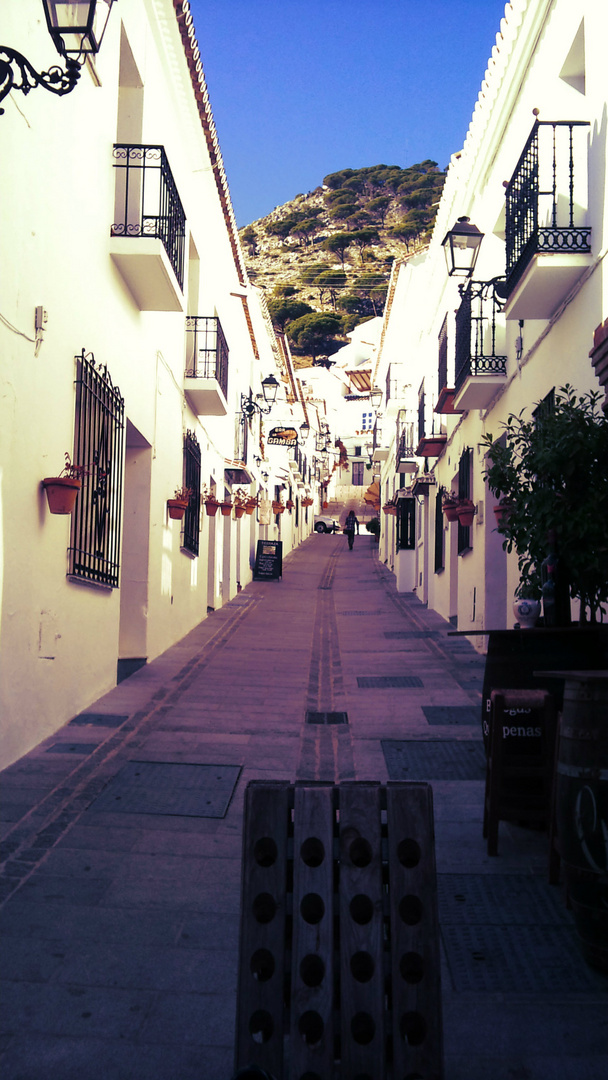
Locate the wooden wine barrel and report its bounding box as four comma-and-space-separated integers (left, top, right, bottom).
553, 671, 608, 971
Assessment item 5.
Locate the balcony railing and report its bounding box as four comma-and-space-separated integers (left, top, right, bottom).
396, 412, 415, 472
112, 144, 186, 290
185, 316, 229, 399
454, 281, 507, 395
505, 121, 591, 294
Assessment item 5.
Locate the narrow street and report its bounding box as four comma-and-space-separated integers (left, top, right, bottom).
1, 533, 606, 1079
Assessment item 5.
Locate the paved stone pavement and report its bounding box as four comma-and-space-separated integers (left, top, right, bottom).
1, 534, 606, 1079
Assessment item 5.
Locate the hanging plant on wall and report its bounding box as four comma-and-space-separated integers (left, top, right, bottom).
483, 385, 608, 621
42, 453, 87, 515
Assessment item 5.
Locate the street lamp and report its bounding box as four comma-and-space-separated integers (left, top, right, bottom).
441, 216, 484, 278
370, 386, 383, 408
1, 2, 115, 114
240, 373, 280, 419
299, 419, 310, 439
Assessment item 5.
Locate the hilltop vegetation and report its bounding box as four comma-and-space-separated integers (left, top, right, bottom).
239, 161, 446, 364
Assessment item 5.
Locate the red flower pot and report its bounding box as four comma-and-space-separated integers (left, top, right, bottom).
42, 476, 81, 515
167, 499, 188, 520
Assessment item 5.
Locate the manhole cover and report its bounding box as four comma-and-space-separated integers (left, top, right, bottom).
441, 923, 605, 993
382, 739, 486, 780
69, 713, 128, 727
423, 706, 480, 726
305, 711, 349, 725
89, 762, 241, 818
357, 676, 424, 689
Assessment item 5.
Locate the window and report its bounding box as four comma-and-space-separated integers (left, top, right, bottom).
70, 351, 125, 587
457, 448, 472, 555
182, 430, 201, 556
362, 411, 372, 431
352, 462, 365, 486
396, 497, 415, 550
434, 490, 444, 572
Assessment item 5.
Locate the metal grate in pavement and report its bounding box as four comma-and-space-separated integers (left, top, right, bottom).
89, 761, 241, 818
46, 743, 100, 755
423, 706, 480, 726
305, 711, 349, 725
384, 630, 439, 639
437, 874, 570, 926
441, 923, 606, 993
357, 675, 423, 689
382, 738, 486, 780
69, 713, 128, 727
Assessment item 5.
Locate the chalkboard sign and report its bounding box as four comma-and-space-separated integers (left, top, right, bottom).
253, 540, 283, 580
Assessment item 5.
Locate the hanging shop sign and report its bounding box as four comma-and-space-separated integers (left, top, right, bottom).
267, 426, 298, 446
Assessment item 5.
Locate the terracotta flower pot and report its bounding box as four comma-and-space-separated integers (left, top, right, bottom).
493, 502, 513, 527
234, 505, 246, 519
272, 502, 285, 514
245, 501, 257, 515
220, 502, 233, 517
205, 500, 219, 516
167, 498, 188, 520
42, 476, 81, 515
456, 499, 476, 527
443, 500, 460, 523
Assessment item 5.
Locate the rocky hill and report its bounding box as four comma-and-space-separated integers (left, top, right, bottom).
238, 162, 446, 362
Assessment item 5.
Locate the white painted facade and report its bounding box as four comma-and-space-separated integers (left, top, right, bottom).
0, 0, 318, 768
374, 0, 608, 639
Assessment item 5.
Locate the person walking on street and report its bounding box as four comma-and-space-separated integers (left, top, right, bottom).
344, 509, 359, 550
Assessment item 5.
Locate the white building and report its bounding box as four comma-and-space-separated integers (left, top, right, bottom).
374, 0, 608, 634
0, 0, 318, 769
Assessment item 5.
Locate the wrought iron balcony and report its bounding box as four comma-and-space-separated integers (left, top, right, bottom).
453, 280, 507, 411
416, 383, 446, 458
184, 316, 229, 417
110, 144, 186, 310
505, 120, 591, 318
396, 412, 416, 473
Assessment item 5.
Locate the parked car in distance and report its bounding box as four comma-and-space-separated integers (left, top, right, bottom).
314, 514, 340, 533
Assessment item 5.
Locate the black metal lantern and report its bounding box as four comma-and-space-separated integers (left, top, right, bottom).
369, 386, 383, 408
299, 419, 310, 439
43, 1, 115, 56
1, 1, 114, 114
261, 373, 280, 408
442, 216, 484, 278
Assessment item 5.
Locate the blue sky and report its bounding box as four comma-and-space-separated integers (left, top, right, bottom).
189, 1, 508, 227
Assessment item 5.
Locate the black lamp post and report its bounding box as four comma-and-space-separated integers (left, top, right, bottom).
1, 1, 114, 115
441, 216, 484, 278
240, 373, 280, 419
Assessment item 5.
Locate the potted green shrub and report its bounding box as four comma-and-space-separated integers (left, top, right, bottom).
483, 385, 608, 624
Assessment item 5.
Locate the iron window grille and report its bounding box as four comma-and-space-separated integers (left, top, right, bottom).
69, 350, 125, 588
185, 316, 229, 400
505, 120, 591, 295
454, 280, 507, 396
434, 489, 444, 572
182, 430, 201, 557
234, 412, 249, 467
438, 314, 449, 393
396, 496, 416, 551
112, 144, 186, 290
457, 447, 472, 555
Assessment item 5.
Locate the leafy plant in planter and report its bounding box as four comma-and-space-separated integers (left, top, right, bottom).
42, 453, 87, 515
167, 485, 192, 520
483, 385, 608, 621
